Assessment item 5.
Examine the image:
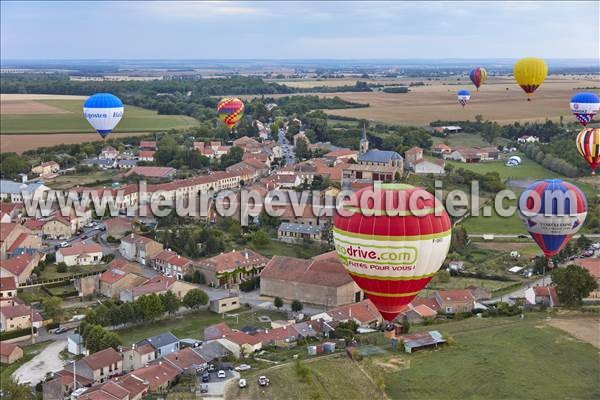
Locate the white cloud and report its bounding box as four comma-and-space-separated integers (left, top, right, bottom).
141, 1, 270, 20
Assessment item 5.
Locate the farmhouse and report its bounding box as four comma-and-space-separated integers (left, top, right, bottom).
138, 150, 155, 162
414, 159, 445, 174
432, 143, 452, 155
0, 342, 23, 364
1, 222, 41, 259
434, 289, 475, 314
56, 242, 103, 266
32, 161, 60, 177
99, 146, 119, 160
42, 215, 75, 239
311, 299, 382, 327
525, 286, 559, 308
261, 252, 364, 307
193, 248, 269, 289
139, 141, 157, 150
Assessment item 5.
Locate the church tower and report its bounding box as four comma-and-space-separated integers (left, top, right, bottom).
359, 123, 369, 155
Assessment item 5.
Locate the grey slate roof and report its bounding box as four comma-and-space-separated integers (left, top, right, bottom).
83, 158, 115, 167
193, 340, 231, 362
138, 331, 179, 350
0, 180, 46, 195
358, 150, 403, 163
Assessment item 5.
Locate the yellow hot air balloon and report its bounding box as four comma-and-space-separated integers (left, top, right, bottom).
513, 57, 547, 101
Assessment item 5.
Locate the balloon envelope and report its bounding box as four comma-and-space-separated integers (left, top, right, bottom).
576, 127, 600, 174
333, 183, 451, 321
513, 58, 547, 100
83, 93, 124, 139
457, 89, 470, 107
570, 92, 600, 126
469, 67, 487, 90
518, 179, 587, 258
216, 97, 244, 129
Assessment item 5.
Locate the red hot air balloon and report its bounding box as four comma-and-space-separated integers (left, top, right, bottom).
333, 183, 452, 321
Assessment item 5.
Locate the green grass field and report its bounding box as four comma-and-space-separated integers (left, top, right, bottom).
444, 155, 563, 181
116, 309, 287, 345
1, 99, 199, 134
432, 133, 510, 149
249, 240, 330, 259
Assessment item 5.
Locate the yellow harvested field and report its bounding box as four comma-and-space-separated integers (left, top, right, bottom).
0, 94, 88, 101
1, 100, 71, 115
1, 132, 152, 154
547, 317, 600, 349
256, 76, 599, 125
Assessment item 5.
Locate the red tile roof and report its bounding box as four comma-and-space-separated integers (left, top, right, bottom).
103, 217, 132, 231
6, 233, 30, 252
23, 219, 44, 231
110, 374, 148, 399
139, 141, 157, 149
436, 289, 475, 302
203, 322, 234, 340
79, 381, 129, 400
125, 166, 175, 178
0, 341, 20, 357
412, 304, 437, 317
261, 252, 353, 288
0, 303, 32, 319
573, 258, 600, 279
81, 347, 122, 371
533, 286, 560, 306
0, 276, 17, 291
131, 275, 176, 297
196, 249, 268, 273
324, 149, 357, 158
99, 268, 137, 284
58, 242, 102, 257
1, 254, 34, 276
325, 299, 381, 325
0, 223, 19, 243
129, 361, 180, 389
138, 150, 155, 159
411, 297, 441, 312
222, 330, 261, 346
163, 347, 206, 370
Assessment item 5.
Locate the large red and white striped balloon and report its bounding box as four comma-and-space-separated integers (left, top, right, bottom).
333, 183, 452, 321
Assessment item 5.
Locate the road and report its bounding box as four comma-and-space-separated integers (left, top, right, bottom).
12, 340, 67, 386
278, 128, 295, 165
489, 276, 549, 305
43, 222, 116, 256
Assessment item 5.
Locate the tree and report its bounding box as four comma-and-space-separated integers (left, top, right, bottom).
56, 262, 67, 273
160, 290, 181, 315
552, 265, 598, 307
291, 299, 304, 313
0, 152, 29, 180
98, 330, 122, 351
183, 288, 209, 309
251, 229, 270, 246
42, 296, 63, 322
481, 122, 501, 144
575, 235, 592, 251
273, 296, 284, 310
295, 137, 310, 160
136, 293, 165, 321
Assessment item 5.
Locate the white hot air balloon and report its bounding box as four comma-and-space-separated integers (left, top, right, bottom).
83, 93, 124, 139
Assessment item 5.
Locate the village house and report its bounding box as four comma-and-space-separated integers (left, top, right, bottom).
99, 146, 120, 160
0, 253, 40, 285
42, 214, 75, 239
525, 286, 559, 308
517, 135, 540, 143
31, 161, 60, 177
445, 147, 499, 163
104, 216, 134, 239
76, 380, 133, 400
261, 252, 364, 307
324, 148, 358, 162
83, 157, 116, 169
0, 180, 49, 203
432, 143, 452, 156
119, 233, 164, 265
56, 242, 103, 266
0, 203, 25, 223
139, 141, 157, 151
120, 275, 196, 302
311, 299, 383, 327
0, 342, 23, 364
277, 222, 323, 243
98, 267, 147, 299
193, 248, 269, 289
135, 332, 180, 359
42, 369, 93, 400
151, 249, 193, 280
0, 300, 43, 332
138, 150, 155, 162
65, 347, 123, 384
397, 303, 438, 324
121, 342, 156, 372
414, 158, 445, 174
126, 361, 180, 393
204, 323, 262, 357
0, 276, 17, 303
434, 289, 475, 314
404, 146, 424, 170
0, 222, 41, 259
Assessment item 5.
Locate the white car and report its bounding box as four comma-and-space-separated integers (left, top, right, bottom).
235, 364, 251, 371
239, 378, 247, 388
258, 376, 270, 387
217, 370, 226, 379
59, 241, 70, 248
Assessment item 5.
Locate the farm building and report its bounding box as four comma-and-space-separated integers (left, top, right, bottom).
401, 330, 446, 353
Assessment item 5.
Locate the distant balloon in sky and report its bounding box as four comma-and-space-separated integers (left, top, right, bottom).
513, 57, 547, 101
469, 67, 487, 91
216, 97, 244, 129
83, 93, 124, 139
576, 127, 600, 174
570, 92, 600, 126
457, 89, 470, 107
333, 183, 452, 322
518, 179, 587, 258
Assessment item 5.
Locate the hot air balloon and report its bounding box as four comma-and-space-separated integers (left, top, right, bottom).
333, 183, 451, 321
570, 92, 600, 126
83, 93, 124, 139
216, 97, 244, 129
513, 57, 547, 101
457, 89, 470, 107
576, 127, 600, 174
469, 67, 487, 91
518, 179, 587, 259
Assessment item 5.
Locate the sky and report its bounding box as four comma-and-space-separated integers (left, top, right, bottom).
1, 1, 599, 60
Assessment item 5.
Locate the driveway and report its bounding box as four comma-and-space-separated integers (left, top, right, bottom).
198, 370, 240, 399
12, 340, 67, 386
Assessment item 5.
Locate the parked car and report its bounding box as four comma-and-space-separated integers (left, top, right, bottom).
201, 372, 210, 383
54, 326, 68, 334
258, 376, 270, 387
200, 384, 208, 393
217, 370, 226, 379
235, 364, 251, 372
59, 241, 70, 248
208, 364, 216, 372
239, 379, 247, 388
517, 234, 528, 239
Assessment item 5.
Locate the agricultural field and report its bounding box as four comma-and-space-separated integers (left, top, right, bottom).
0, 94, 199, 153
444, 155, 563, 181
265, 76, 598, 125
229, 314, 600, 400
432, 132, 511, 148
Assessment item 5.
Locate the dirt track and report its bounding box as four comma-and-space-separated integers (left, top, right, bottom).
547, 317, 600, 349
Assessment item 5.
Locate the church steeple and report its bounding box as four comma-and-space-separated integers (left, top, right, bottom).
359, 123, 369, 155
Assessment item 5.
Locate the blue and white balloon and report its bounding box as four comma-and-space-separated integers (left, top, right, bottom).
83, 93, 124, 139
457, 89, 470, 107
570, 92, 600, 126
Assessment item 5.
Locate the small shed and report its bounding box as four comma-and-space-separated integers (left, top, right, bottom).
209, 295, 241, 314
67, 333, 87, 355
402, 330, 446, 353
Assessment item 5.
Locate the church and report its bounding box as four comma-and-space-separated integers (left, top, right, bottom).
342, 125, 404, 183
